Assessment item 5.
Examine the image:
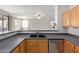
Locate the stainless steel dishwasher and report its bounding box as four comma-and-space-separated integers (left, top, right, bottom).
49, 39, 64, 53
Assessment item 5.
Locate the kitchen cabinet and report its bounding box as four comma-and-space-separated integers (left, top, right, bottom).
12, 46, 20, 53
64, 40, 74, 53
58, 40, 64, 53
75, 44, 79, 53
11, 38, 48, 53
70, 6, 76, 27
25, 38, 48, 53
74, 6, 79, 28
62, 11, 70, 27
25, 39, 37, 53
19, 40, 25, 53
62, 6, 79, 28
37, 39, 48, 53
11, 38, 79, 53
11, 40, 25, 53
70, 6, 79, 28
75, 6, 79, 27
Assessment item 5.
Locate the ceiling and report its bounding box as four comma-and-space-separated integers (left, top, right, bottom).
0, 5, 55, 18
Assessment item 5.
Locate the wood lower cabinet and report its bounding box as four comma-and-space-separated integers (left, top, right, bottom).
12, 46, 20, 53
11, 40, 25, 53
75, 44, 79, 53
70, 6, 76, 27
11, 38, 79, 53
25, 39, 37, 53
64, 40, 74, 53
37, 39, 48, 53
58, 40, 64, 53
19, 40, 25, 53
11, 38, 48, 53
25, 38, 48, 53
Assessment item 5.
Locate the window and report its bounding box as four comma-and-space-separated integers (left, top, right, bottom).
22, 20, 29, 30
0, 15, 2, 32
14, 18, 21, 31
3, 16, 8, 31
0, 15, 9, 32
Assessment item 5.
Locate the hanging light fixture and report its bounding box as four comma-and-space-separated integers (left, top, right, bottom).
35, 12, 44, 19
37, 14, 41, 19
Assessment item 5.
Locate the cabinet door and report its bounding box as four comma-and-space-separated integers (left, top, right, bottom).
70, 7, 76, 27
58, 40, 64, 53
20, 40, 25, 53
70, 6, 79, 28
62, 11, 70, 27
75, 44, 79, 53
38, 39, 48, 53
12, 46, 20, 53
26, 39, 38, 53
74, 6, 79, 27
64, 40, 74, 53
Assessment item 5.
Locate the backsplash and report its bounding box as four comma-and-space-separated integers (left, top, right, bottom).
18, 30, 68, 33
68, 27, 79, 36
19, 30, 61, 33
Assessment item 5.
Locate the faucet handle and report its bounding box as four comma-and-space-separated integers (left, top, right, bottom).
36, 32, 39, 34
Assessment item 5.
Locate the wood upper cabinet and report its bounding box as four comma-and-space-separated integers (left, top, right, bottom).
25, 38, 48, 53
75, 6, 79, 27
69, 6, 79, 28
62, 6, 79, 28
64, 40, 74, 53
70, 6, 77, 27
12, 46, 20, 53
62, 11, 70, 27
75, 44, 79, 53
19, 40, 25, 53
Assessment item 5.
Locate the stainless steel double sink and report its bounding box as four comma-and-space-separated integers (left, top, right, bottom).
30, 33, 46, 38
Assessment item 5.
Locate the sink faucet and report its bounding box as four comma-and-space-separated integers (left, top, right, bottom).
36, 32, 39, 37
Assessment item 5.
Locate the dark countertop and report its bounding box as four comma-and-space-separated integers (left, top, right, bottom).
0, 35, 29, 53
0, 33, 79, 53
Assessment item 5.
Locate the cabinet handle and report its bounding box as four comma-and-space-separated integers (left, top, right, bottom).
35, 40, 37, 46
35, 40, 39, 46
35, 42, 37, 46
37, 40, 39, 46
38, 42, 39, 46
